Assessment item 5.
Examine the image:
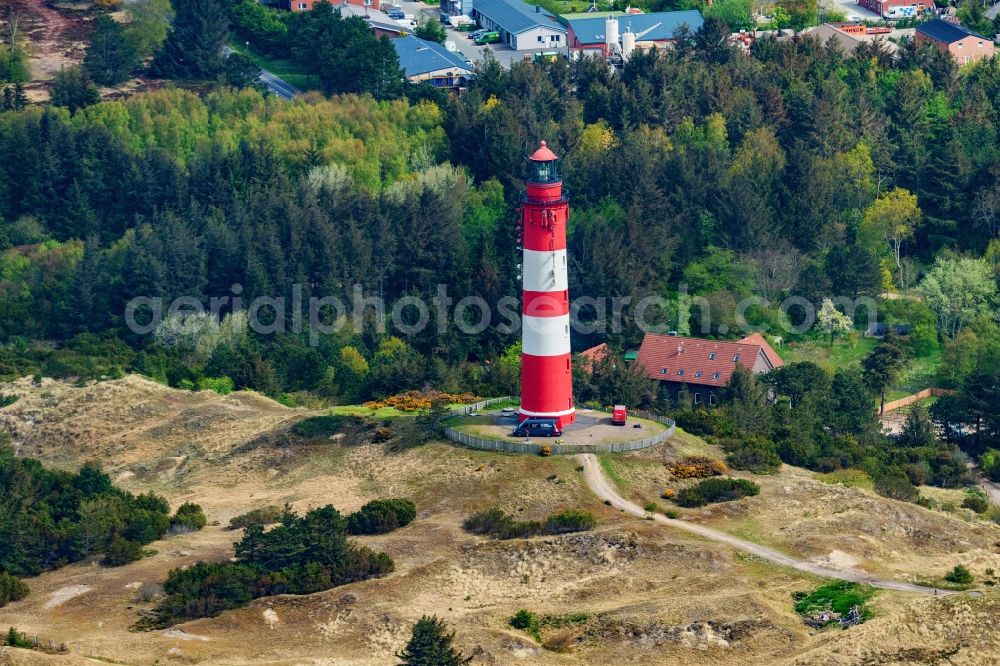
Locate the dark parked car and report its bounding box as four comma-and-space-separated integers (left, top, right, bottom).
386, 8, 405, 19
511, 418, 562, 438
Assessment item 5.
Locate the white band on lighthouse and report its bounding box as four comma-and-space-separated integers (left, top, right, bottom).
522, 249, 568, 292
522, 313, 571, 357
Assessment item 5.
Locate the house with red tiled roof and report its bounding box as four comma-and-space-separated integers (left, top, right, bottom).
576, 343, 609, 373
635, 333, 783, 405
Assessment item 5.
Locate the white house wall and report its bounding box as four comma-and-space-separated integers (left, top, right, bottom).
511, 26, 566, 51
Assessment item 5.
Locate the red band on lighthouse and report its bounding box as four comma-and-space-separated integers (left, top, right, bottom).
520, 141, 574, 429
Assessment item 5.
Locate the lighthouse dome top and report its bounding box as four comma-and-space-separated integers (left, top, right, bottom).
529, 140, 558, 162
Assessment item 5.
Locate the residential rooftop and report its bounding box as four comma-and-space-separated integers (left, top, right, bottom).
916, 18, 988, 44
392, 35, 473, 77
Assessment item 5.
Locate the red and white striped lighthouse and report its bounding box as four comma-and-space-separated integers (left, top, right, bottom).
519, 140, 574, 428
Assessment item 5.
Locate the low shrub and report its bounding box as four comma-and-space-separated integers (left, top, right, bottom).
228, 505, 286, 530
668, 456, 727, 479
346, 499, 417, 535
4, 626, 31, 648
722, 436, 782, 474
673, 406, 733, 436
538, 445, 553, 457
463, 507, 596, 539
0, 573, 29, 607
0, 394, 18, 408
873, 472, 919, 503
816, 469, 874, 489
544, 509, 597, 534
793, 580, 876, 624
674, 478, 760, 508
661, 488, 676, 499
102, 538, 145, 567
961, 491, 990, 515
170, 502, 207, 532
292, 415, 349, 437
198, 376, 234, 395
510, 609, 542, 641
364, 390, 476, 412
665, 509, 680, 519
944, 564, 974, 586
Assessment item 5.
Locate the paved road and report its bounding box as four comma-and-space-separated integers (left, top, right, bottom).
222, 46, 300, 101
987, 1, 1000, 20
577, 453, 952, 595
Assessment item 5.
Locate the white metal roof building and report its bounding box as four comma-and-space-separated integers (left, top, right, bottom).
472, 0, 567, 51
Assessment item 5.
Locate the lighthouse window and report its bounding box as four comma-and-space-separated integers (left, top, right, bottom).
566, 358, 570, 370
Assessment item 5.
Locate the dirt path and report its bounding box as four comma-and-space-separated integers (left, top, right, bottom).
980, 476, 1000, 506
577, 453, 951, 595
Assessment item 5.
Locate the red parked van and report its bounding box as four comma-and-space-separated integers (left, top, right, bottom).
612, 405, 627, 425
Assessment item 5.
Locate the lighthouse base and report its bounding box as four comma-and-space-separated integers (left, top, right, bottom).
517, 408, 576, 430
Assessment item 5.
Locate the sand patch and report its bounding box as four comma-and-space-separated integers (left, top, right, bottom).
811, 550, 860, 570
44, 585, 91, 609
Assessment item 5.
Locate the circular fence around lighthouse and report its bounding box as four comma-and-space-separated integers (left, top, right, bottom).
444, 399, 676, 455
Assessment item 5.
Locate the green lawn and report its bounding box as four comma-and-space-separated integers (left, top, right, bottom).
780, 336, 879, 372
780, 334, 944, 396
228, 42, 317, 92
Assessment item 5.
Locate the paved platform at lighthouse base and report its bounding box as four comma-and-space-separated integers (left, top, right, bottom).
445, 409, 674, 454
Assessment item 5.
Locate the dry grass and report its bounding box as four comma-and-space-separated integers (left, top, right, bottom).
1, 376, 999, 664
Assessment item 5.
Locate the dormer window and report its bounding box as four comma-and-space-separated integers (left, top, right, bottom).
695, 371, 703, 378
677, 369, 684, 376
713, 372, 720, 380
708, 352, 715, 360
660, 368, 667, 375
733, 354, 740, 362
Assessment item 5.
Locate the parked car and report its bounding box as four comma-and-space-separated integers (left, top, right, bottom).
469, 28, 488, 40
511, 418, 562, 438
386, 8, 405, 19
612, 405, 627, 426
475, 30, 500, 45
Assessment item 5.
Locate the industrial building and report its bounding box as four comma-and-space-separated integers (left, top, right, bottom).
472, 0, 567, 51
440, 0, 474, 21
392, 35, 475, 93
565, 11, 703, 59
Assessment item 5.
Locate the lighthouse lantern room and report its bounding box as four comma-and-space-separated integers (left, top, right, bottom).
519, 141, 575, 428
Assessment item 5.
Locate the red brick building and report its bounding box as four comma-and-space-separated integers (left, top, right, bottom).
916, 18, 995, 65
